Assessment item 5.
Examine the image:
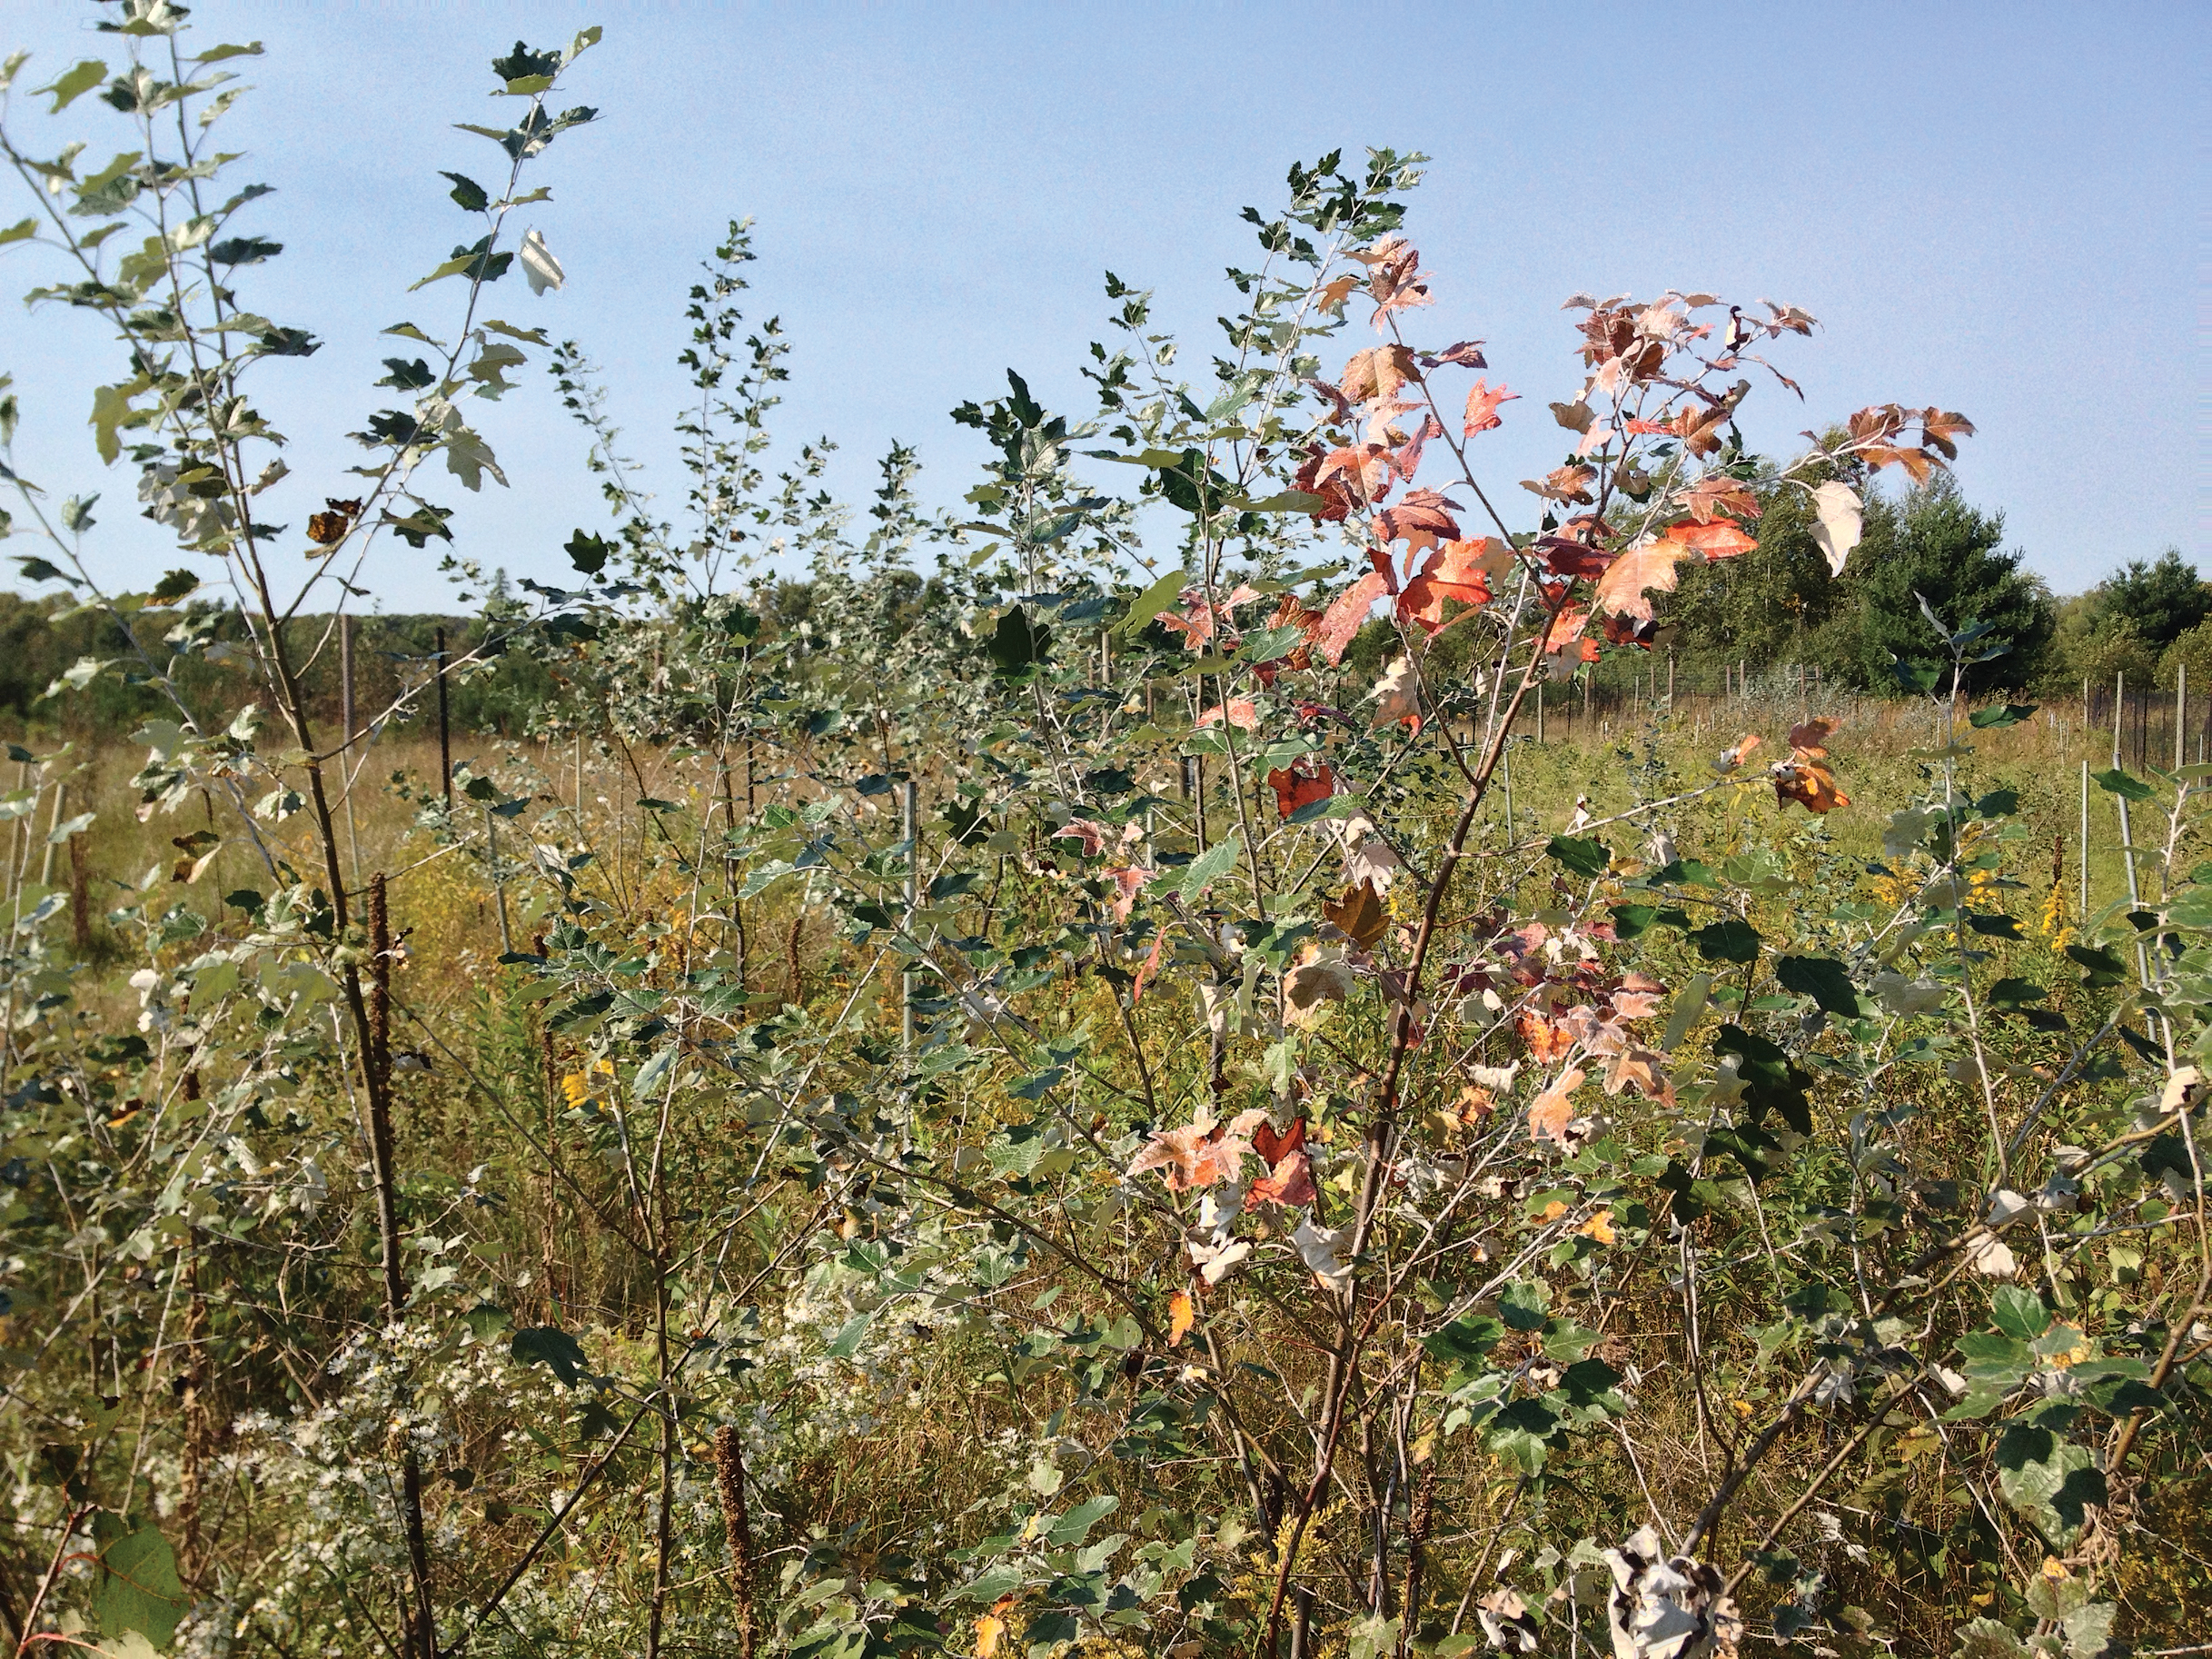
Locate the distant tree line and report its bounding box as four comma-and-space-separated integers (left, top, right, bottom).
2, 479, 2196, 740
1661, 472, 2203, 697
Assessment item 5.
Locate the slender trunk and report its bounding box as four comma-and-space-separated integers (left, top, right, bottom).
712, 1426, 759, 1658
363, 873, 433, 1656
436, 627, 452, 808
67, 833, 90, 954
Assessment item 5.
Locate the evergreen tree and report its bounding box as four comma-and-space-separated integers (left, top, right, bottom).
1843, 477, 2053, 692
2093, 548, 2207, 650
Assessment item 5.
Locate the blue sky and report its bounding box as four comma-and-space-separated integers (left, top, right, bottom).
1, 1, 2202, 612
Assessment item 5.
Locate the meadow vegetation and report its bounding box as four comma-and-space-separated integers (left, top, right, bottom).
0, 10, 2205, 1659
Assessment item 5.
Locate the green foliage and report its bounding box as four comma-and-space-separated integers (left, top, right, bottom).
0, 13, 2202, 1659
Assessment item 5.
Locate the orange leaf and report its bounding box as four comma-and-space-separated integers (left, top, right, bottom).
977, 1600, 1015, 1658
1787, 716, 1841, 758
1661, 519, 1757, 559
1542, 605, 1592, 656
1367, 657, 1421, 732
1517, 1009, 1575, 1063
1324, 880, 1387, 949
1314, 570, 1390, 665
1339, 343, 1420, 404
1267, 759, 1335, 820
1774, 758, 1850, 815
1397, 537, 1497, 633
1680, 478, 1761, 523
1127, 1118, 1255, 1191
1462, 378, 1518, 436
1592, 541, 1691, 623
1167, 1289, 1195, 1347
1196, 698, 1259, 732
1714, 732, 1762, 772
1522, 463, 1596, 505
1577, 1208, 1616, 1245
1528, 1067, 1585, 1143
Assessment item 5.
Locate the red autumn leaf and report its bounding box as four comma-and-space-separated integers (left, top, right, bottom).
1338, 343, 1420, 405
1248, 1148, 1316, 1208
1155, 591, 1215, 651
1267, 759, 1335, 820
1103, 865, 1147, 922
1521, 464, 1597, 505
1314, 570, 1391, 665
1661, 520, 1757, 559
1294, 442, 1390, 522
1542, 604, 1593, 657
1787, 716, 1841, 758
1680, 478, 1761, 523
1397, 537, 1497, 633
1423, 339, 1487, 370
1355, 236, 1432, 324
1051, 819, 1109, 856
1536, 536, 1611, 580
1919, 407, 1976, 460
1132, 927, 1167, 1003
1462, 378, 1518, 436
1196, 698, 1259, 731
1373, 486, 1461, 552
1251, 1115, 1306, 1169
1389, 413, 1443, 482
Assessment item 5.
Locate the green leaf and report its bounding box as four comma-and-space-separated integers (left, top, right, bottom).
93, 1525, 185, 1646
1609, 902, 1658, 939
1774, 955, 1863, 1018
1989, 1286, 2051, 1341
1047, 1494, 1118, 1545
2064, 942, 2126, 988
2091, 768, 2154, 802
632, 1044, 676, 1100
1178, 832, 1242, 906
193, 42, 265, 64
1691, 919, 1761, 963
1287, 794, 1364, 827
1965, 911, 2024, 939
565, 531, 610, 575
510, 1325, 589, 1386
1422, 1313, 1503, 1370
1712, 1025, 1813, 1136
1969, 703, 2037, 729
986, 604, 1051, 674
0, 217, 36, 247
1546, 835, 1610, 879
826, 1312, 871, 1358
1117, 569, 1189, 638
411, 253, 478, 291
1243, 490, 1326, 514
441, 171, 489, 212
40, 60, 108, 113
1995, 1425, 2102, 1547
